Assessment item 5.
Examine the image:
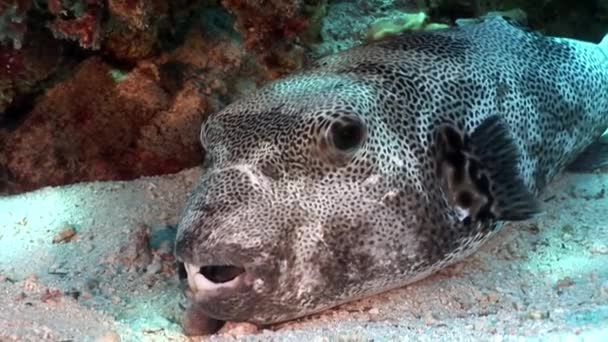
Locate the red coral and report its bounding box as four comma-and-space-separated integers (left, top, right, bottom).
107, 0, 149, 30
46, 0, 62, 14
47, 5, 104, 49
283, 17, 310, 40
218, 0, 312, 75
0, 29, 62, 114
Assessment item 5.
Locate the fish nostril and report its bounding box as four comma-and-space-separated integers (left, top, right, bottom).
199, 265, 245, 284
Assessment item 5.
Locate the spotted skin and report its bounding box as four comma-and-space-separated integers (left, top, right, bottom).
175, 17, 608, 325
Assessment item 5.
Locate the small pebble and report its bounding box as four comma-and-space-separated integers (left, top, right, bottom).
146, 256, 163, 275
505, 241, 519, 259
368, 307, 380, 315
86, 278, 100, 291
485, 291, 500, 304
555, 277, 575, 291
52, 225, 77, 243
590, 242, 608, 255
22, 274, 40, 292
48, 264, 69, 275
80, 291, 93, 300
527, 310, 549, 320
423, 311, 436, 325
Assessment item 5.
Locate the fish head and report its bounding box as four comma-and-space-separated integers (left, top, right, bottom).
174, 70, 425, 325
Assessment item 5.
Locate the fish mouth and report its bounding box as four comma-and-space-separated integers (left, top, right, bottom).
181, 262, 260, 322
183, 263, 249, 293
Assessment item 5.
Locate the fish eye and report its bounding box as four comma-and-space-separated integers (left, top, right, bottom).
328, 116, 366, 153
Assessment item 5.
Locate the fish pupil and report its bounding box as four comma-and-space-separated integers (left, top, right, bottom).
331, 120, 365, 152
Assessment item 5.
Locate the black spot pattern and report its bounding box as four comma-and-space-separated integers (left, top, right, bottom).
174, 17, 608, 325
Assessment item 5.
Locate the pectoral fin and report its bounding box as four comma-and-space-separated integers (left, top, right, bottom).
434, 115, 540, 222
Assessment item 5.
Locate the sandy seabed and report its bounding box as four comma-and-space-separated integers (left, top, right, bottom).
0, 167, 607, 342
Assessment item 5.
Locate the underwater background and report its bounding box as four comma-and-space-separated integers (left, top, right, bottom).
0, 0, 607, 341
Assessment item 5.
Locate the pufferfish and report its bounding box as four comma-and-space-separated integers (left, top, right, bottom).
174, 16, 608, 332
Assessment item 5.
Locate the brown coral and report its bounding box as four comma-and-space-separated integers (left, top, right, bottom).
48, 6, 104, 49
102, 0, 213, 64
219, 0, 314, 77
1, 45, 216, 194
0, 48, 20, 113
133, 80, 208, 175
102, 19, 159, 61
4, 57, 170, 192
0, 29, 63, 117
107, 0, 154, 30
0, 17, 271, 194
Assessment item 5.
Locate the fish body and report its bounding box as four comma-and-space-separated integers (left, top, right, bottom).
175, 17, 608, 325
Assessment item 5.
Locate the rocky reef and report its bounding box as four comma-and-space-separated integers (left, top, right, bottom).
1, 0, 607, 194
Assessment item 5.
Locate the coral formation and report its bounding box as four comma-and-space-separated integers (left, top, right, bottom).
314, 0, 426, 57
101, 0, 188, 62
367, 11, 428, 41
366, 11, 451, 41
0, 29, 63, 119
0, 0, 31, 49
102, 18, 159, 61
0, 21, 263, 194
218, 0, 319, 77
4, 57, 169, 191
47, 1, 104, 49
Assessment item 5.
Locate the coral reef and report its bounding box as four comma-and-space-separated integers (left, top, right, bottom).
0, 29, 63, 119
102, 18, 159, 62
368, 11, 428, 41
0, 22, 263, 194
4, 57, 169, 191
218, 0, 321, 77
101, 0, 188, 62
314, 0, 426, 57
1, 0, 200, 61
47, 0, 104, 49
366, 11, 450, 41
